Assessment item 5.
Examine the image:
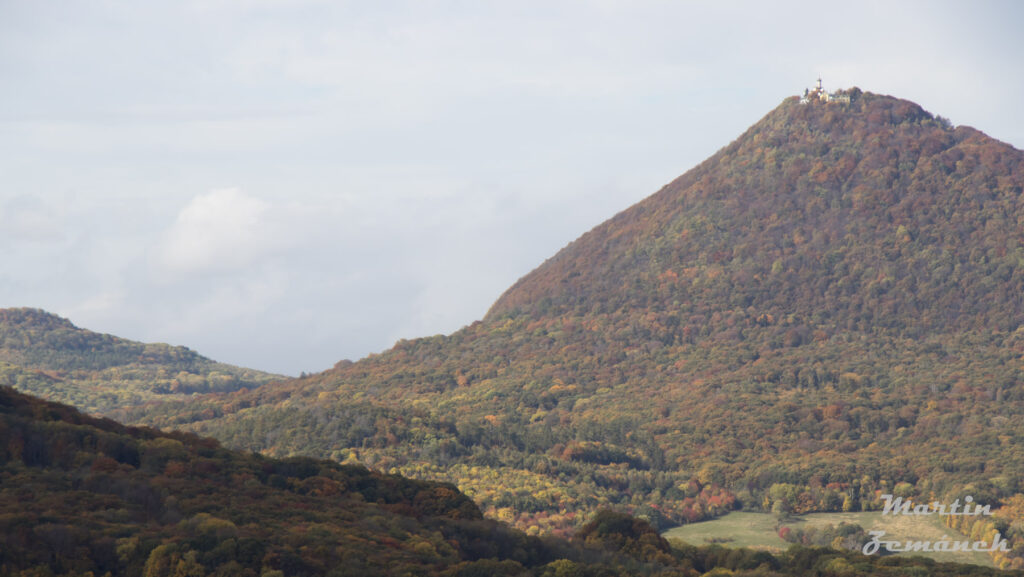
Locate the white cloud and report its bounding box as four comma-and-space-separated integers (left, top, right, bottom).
156, 188, 278, 277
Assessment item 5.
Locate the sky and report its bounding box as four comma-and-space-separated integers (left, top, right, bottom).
2, 0, 1023, 376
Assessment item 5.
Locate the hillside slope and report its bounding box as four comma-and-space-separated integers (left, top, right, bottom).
119, 90, 1024, 569
0, 308, 282, 414
4, 385, 1014, 576
488, 88, 1024, 333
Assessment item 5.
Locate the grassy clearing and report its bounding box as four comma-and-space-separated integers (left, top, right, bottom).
662, 511, 994, 567
663, 512, 791, 551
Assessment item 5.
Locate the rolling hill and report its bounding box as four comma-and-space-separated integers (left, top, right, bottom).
0, 307, 283, 414
103, 89, 1024, 570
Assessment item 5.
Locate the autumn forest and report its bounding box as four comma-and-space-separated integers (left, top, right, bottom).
6, 89, 1024, 576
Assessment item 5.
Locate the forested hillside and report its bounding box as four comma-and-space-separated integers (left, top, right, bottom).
0, 308, 282, 414
5, 385, 1018, 576
112, 90, 1024, 570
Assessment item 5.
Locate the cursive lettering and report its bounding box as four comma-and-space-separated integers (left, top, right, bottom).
862, 530, 1009, 556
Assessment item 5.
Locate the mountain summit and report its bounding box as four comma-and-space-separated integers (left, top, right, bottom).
489, 88, 1024, 338
120, 90, 1024, 568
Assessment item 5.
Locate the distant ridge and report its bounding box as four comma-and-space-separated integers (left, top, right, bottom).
0, 307, 283, 414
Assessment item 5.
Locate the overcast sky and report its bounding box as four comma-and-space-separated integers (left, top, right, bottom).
2, 1, 1022, 376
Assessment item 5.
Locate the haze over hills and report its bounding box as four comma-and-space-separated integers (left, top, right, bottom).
40, 89, 1024, 569
0, 307, 283, 414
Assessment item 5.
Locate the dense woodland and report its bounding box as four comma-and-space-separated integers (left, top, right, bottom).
2, 385, 1018, 576
0, 308, 281, 414
9, 90, 1024, 572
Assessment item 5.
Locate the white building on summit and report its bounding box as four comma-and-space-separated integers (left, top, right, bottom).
800, 77, 851, 104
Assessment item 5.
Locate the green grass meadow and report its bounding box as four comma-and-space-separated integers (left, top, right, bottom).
662, 511, 994, 567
